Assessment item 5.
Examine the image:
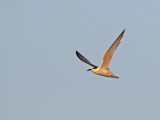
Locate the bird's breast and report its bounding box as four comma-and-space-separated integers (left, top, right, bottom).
92, 67, 110, 76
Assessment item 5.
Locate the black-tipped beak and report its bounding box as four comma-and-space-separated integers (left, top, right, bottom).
87, 69, 91, 71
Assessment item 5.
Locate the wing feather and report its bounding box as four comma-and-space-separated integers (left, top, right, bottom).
76, 51, 97, 68
100, 29, 125, 69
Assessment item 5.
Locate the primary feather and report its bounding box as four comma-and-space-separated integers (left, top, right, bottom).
100, 29, 125, 70
76, 51, 97, 68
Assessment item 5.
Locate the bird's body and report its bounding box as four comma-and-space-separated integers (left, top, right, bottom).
91, 67, 119, 78
76, 29, 125, 79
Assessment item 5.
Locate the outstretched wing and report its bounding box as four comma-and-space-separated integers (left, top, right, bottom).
76, 51, 97, 68
100, 29, 125, 69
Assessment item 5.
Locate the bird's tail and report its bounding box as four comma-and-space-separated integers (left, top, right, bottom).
109, 72, 119, 79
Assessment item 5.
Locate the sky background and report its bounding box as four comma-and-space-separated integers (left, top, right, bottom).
0, 0, 160, 120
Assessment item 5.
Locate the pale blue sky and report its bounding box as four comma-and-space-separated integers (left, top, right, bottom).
0, 0, 160, 120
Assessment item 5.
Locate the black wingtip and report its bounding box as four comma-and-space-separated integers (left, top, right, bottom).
119, 29, 125, 37
76, 50, 79, 56
76, 50, 80, 59
122, 29, 125, 34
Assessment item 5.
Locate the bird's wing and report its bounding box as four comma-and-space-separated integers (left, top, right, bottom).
76, 51, 97, 68
100, 29, 125, 69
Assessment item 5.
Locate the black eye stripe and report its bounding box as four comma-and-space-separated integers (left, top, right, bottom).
93, 67, 97, 69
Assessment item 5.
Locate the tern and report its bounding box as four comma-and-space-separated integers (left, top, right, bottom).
76, 29, 125, 79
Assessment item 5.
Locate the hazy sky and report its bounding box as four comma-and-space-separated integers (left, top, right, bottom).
1, 0, 160, 120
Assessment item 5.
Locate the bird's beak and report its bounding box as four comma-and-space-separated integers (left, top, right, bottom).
87, 69, 91, 71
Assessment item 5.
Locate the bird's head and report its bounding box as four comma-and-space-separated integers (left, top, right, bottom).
87, 67, 97, 71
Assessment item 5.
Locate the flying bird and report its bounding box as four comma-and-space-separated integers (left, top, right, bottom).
76, 29, 125, 79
